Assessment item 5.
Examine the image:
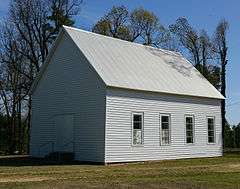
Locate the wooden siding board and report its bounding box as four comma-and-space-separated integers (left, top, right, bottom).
105, 88, 222, 163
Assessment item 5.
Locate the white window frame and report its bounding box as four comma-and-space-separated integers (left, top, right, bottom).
185, 115, 195, 144
207, 116, 215, 144
159, 113, 171, 146
131, 112, 144, 146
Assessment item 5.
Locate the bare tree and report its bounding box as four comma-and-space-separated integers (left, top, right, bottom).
213, 19, 229, 147
154, 29, 179, 51
0, 22, 27, 153
169, 17, 221, 89
169, 17, 201, 66
199, 30, 213, 77
0, 0, 82, 154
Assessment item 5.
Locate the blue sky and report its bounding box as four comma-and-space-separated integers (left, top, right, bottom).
0, 0, 239, 125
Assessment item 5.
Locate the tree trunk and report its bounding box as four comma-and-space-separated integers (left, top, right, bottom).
9, 92, 17, 154
221, 61, 226, 148
17, 98, 22, 153
27, 96, 32, 154
202, 45, 206, 77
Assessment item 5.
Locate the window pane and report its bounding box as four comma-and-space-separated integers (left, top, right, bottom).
187, 137, 193, 143
186, 130, 193, 137
133, 130, 142, 145
208, 136, 214, 143
208, 124, 214, 131
208, 131, 214, 137
161, 116, 169, 123
162, 122, 169, 130
162, 136, 169, 144
162, 130, 169, 137
133, 121, 142, 130
134, 115, 142, 122
186, 123, 193, 130
208, 118, 214, 125
186, 117, 193, 124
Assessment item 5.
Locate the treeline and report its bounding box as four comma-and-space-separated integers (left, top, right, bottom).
225, 123, 240, 148
0, 2, 232, 154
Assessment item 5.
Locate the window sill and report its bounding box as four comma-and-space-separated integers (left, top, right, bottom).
207, 142, 216, 145
186, 143, 195, 146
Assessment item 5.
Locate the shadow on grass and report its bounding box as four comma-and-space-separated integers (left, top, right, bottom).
0, 152, 239, 167
0, 155, 101, 167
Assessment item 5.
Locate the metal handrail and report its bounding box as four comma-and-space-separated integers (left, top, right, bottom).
38, 141, 54, 156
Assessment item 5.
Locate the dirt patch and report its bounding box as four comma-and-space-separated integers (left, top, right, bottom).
0, 176, 54, 183
228, 163, 240, 169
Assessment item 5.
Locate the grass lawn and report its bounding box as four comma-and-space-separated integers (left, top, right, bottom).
0, 153, 239, 189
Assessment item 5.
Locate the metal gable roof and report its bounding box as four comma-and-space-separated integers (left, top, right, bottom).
28, 25, 222, 99
64, 26, 224, 100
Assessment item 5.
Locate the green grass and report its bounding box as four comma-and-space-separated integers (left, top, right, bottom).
0, 153, 239, 189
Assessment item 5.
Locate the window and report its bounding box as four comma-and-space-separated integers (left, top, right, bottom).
207, 117, 215, 143
160, 114, 171, 145
132, 113, 143, 145
185, 115, 194, 144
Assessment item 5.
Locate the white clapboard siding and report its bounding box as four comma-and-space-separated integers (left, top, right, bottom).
105, 88, 222, 163
30, 32, 106, 162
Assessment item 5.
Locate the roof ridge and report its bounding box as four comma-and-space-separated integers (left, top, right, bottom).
63, 25, 182, 57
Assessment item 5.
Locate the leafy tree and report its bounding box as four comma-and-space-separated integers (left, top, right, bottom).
130, 7, 160, 45
92, 19, 113, 37
232, 123, 240, 148
224, 122, 234, 148
92, 6, 168, 46
224, 122, 240, 149
47, 0, 83, 39
105, 5, 129, 37
92, 6, 132, 41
